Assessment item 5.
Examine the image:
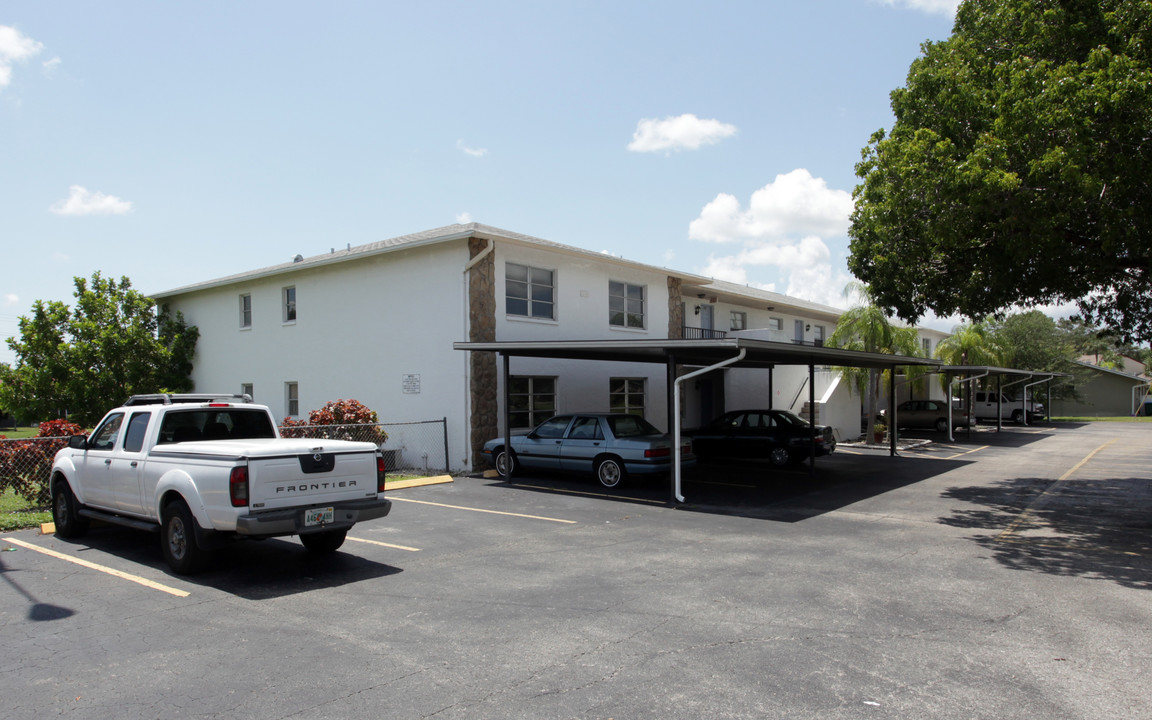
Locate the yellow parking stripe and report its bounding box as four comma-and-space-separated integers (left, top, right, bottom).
345, 536, 420, 552
389, 497, 577, 523
2, 538, 190, 597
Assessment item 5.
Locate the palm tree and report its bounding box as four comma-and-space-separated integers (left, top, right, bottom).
828, 282, 923, 442
933, 319, 1005, 414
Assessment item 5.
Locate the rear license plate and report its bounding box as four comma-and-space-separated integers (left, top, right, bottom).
304, 507, 334, 526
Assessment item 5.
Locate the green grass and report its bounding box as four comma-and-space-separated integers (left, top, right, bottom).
0, 489, 51, 533
0, 426, 38, 439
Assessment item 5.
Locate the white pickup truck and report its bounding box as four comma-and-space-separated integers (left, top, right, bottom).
972, 391, 1046, 424
50, 394, 392, 573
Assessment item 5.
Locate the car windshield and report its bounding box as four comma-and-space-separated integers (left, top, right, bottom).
158, 409, 276, 444
606, 414, 661, 438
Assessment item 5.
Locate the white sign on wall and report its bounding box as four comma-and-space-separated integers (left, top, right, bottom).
402, 374, 421, 394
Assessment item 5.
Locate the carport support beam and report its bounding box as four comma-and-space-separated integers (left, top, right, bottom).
889, 363, 897, 456
502, 353, 513, 482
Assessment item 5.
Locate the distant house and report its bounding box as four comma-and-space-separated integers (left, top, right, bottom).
1051, 358, 1151, 417
151, 223, 943, 471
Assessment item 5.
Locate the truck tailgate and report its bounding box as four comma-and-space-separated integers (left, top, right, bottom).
248, 448, 379, 510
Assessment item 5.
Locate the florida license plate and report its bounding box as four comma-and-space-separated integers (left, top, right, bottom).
304, 507, 334, 526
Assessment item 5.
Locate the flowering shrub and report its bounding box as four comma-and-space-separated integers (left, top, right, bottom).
0, 418, 86, 507
39, 419, 85, 438
278, 399, 387, 445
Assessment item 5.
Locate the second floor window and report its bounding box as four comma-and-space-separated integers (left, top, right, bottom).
506, 263, 554, 320
283, 286, 297, 323
239, 294, 252, 328
609, 281, 645, 329
730, 311, 747, 331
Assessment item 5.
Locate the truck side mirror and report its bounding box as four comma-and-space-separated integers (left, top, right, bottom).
68, 435, 88, 450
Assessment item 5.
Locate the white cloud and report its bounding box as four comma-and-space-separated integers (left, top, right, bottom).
456, 212, 473, 224
703, 236, 854, 309
628, 113, 737, 154
3, 293, 18, 307
0, 25, 44, 88
875, 0, 960, 16
689, 168, 852, 243
457, 140, 488, 158
42, 56, 61, 73
50, 185, 133, 216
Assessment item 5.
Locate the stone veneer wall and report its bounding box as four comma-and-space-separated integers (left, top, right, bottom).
667, 277, 683, 339
468, 237, 498, 467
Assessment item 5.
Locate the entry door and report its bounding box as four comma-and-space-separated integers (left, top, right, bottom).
700, 305, 714, 332
794, 320, 805, 343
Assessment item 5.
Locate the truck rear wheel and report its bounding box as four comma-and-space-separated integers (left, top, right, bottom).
161, 499, 209, 575
300, 529, 347, 553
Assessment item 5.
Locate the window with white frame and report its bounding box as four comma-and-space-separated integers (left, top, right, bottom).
610, 378, 645, 417
508, 376, 556, 429
768, 317, 783, 332
730, 311, 747, 331
922, 337, 932, 356
609, 281, 645, 329
285, 382, 299, 418
283, 286, 297, 323
813, 325, 826, 344
506, 263, 555, 320
239, 293, 252, 329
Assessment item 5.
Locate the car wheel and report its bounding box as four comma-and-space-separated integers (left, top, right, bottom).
495, 448, 519, 478
161, 499, 209, 575
935, 418, 950, 433
1011, 409, 1025, 424
51, 479, 89, 539
768, 446, 792, 467
595, 457, 625, 488
300, 529, 347, 553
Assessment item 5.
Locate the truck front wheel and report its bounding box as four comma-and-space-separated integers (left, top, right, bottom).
300, 529, 347, 553
52, 479, 89, 539
161, 499, 209, 575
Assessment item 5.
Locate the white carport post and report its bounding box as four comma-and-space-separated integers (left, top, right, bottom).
673, 348, 746, 503
1023, 375, 1056, 424
950, 370, 988, 441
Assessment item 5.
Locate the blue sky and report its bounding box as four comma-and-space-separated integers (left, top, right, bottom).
0, 0, 962, 365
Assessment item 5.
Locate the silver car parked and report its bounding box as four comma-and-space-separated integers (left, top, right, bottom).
482, 413, 694, 488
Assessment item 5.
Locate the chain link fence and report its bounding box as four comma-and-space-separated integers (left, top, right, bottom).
279, 419, 450, 476
0, 437, 70, 507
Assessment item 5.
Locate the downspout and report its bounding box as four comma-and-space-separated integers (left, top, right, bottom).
673, 348, 746, 503
950, 370, 988, 442
1000, 376, 1030, 424
1023, 376, 1055, 423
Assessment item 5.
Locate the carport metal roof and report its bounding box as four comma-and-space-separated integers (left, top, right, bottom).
453, 337, 944, 371
454, 338, 943, 503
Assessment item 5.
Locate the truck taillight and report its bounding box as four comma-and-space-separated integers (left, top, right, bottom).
229, 466, 249, 507
376, 455, 387, 492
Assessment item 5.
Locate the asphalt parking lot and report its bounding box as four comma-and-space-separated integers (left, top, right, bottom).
2, 421, 1150, 719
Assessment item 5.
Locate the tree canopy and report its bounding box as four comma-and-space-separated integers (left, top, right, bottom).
0, 273, 199, 426
849, 0, 1152, 343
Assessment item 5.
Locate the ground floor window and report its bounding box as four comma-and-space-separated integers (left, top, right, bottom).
509, 376, 556, 429
610, 378, 646, 417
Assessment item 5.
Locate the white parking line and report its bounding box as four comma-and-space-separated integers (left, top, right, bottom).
2, 538, 190, 598
345, 536, 421, 552
390, 497, 577, 523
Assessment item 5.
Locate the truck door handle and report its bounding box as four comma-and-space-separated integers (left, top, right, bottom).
130, 461, 138, 468
104, 459, 112, 466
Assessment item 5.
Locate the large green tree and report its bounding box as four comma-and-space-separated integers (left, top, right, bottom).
0, 273, 199, 426
849, 0, 1152, 342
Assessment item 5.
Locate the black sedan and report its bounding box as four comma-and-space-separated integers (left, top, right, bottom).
683, 409, 836, 467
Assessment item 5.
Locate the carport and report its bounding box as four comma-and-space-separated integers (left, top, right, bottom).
454, 338, 942, 503
932, 365, 1066, 439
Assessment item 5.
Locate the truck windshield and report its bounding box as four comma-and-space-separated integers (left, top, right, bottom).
158, 409, 276, 444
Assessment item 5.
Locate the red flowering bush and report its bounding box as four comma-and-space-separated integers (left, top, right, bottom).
38, 419, 85, 438
278, 399, 387, 444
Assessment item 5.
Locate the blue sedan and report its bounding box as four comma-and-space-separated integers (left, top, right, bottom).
482, 413, 695, 488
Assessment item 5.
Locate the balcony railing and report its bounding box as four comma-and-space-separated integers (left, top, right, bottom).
682, 326, 728, 340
